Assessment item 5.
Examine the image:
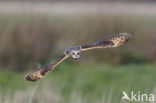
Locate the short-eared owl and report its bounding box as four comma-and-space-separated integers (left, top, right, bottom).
25, 33, 132, 82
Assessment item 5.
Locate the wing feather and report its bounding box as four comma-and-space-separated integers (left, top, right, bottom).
25, 53, 69, 81
81, 33, 131, 51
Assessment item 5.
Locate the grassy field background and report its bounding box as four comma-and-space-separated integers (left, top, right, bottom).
0, 63, 156, 103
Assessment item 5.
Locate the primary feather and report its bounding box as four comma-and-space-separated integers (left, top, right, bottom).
97, 33, 131, 48
81, 33, 131, 51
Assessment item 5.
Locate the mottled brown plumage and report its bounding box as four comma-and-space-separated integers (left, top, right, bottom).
25, 33, 132, 82
81, 33, 131, 50
25, 54, 68, 81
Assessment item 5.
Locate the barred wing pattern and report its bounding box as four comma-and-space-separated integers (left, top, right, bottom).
25, 54, 69, 81
81, 33, 131, 51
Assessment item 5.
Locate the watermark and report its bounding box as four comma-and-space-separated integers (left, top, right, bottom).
121, 91, 155, 102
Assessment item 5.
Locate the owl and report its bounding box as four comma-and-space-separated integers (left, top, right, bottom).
25, 33, 132, 82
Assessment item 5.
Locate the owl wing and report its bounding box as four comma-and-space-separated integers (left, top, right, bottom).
81, 33, 131, 51
25, 53, 69, 81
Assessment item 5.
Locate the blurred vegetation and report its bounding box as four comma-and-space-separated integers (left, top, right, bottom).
0, 14, 156, 71
0, 64, 156, 103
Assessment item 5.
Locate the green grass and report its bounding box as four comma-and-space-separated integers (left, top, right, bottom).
0, 63, 156, 103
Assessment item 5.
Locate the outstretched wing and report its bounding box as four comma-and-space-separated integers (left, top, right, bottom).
25, 53, 69, 81
25, 33, 131, 82
81, 33, 131, 51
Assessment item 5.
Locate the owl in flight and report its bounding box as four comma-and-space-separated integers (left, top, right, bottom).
25, 33, 132, 82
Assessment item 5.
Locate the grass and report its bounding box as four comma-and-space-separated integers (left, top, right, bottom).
0, 14, 156, 71
0, 63, 156, 103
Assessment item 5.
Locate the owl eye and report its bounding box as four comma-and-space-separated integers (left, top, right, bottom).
77, 52, 80, 55
72, 52, 75, 55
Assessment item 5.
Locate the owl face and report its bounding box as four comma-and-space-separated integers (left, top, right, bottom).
70, 50, 81, 59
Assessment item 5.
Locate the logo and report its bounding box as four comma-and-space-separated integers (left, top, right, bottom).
121, 91, 155, 102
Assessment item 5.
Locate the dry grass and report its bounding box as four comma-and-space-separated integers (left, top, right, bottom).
0, 83, 112, 103
1, 84, 156, 103
0, 14, 156, 71
0, 83, 61, 103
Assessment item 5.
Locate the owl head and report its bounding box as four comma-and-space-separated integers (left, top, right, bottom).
70, 49, 81, 59
67, 46, 82, 59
